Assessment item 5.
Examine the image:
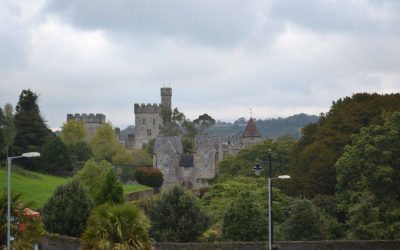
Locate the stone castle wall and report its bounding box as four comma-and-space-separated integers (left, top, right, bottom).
67, 113, 106, 138
134, 105, 162, 149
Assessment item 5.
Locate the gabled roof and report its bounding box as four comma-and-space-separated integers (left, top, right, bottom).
153, 136, 183, 154
241, 118, 261, 138
195, 135, 221, 151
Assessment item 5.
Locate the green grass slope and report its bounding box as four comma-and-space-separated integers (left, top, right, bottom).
0, 167, 151, 208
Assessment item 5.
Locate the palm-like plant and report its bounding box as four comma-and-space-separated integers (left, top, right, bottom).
0, 190, 44, 248
81, 203, 153, 250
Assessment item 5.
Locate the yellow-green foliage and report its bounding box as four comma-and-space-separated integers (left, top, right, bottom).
90, 123, 118, 161
60, 120, 88, 145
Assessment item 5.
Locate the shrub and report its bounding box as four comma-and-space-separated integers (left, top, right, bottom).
95, 168, 125, 205
135, 167, 164, 189
81, 203, 153, 250
43, 180, 93, 237
149, 185, 210, 242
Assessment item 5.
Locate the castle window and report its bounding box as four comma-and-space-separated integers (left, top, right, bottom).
147, 129, 152, 136
153, 119, 156, 125
162, 153, 170, 174
143, 119, 146, 125
204, 150, 209, 160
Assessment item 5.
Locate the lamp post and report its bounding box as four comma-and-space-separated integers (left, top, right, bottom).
7, 152, 40, 250
253, 151, 290, 250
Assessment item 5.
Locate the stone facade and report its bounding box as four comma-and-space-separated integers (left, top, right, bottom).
132, 87, 172, 149
67, 113, 106, 139
153, 135, 222, 189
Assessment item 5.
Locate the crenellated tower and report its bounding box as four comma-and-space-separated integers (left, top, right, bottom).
133, 88, 172, 149
66, 113, 106, 138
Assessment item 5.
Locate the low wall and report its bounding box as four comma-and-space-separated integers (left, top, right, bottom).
125, 188, 155, 202
41, 235, 80, 250
41, 236, 400, 250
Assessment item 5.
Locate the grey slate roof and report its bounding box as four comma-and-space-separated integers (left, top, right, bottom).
195, 135, 221, 151
153, 136, 183, 154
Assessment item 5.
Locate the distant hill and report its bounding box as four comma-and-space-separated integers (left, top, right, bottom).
209, 113, 319, 140
119, 113, 318, 141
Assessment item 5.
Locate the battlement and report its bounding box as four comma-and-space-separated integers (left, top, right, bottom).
134, 103, 161, 114
161, 87, 172, 96
67, 113, 106, 124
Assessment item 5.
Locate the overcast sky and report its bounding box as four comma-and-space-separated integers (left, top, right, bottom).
1, 0, 400, 130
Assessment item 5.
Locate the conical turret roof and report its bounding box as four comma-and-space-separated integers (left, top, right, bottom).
241, 118, 261, 138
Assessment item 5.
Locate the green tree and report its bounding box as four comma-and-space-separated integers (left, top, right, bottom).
96, 169, 124, 205
149, 186, 210, 242
74, 158, 112, 199
13, 89, 52, 158
60, 120, 88, 146
111, 144, 134, 165
1, 103, 16, 157
217, 139, 295, 180
43, 180, 93, 237
346, 192, 384, 240
41, 136, 73, 175
336, 112, 400, 239
222, 190, 267, 241
81, 203, 153, 250
287, 93, 400, 198
68, 141, 93, 162
193, 113, 215, 135
282, 199, 329, 240
91, 122, 119, 161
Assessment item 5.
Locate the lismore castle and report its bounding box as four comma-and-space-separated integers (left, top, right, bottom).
66, 87, 263, 189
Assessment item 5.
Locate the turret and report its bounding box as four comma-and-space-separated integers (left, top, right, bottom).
161, 87, 172, 109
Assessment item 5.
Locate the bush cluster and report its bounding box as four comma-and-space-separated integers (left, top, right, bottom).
135, 166, 164, 188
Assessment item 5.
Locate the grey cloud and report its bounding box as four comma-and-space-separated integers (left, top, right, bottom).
46, 0, 267, 46
269, 0, 400, 34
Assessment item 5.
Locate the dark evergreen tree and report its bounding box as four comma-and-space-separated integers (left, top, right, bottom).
41, 136, 73, 175
149, 186, 210, 242
43, 180, 93, 237
13, 89, 52, 169
96, 168, 124, 205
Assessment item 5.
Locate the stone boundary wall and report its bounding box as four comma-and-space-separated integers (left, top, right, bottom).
125, 188, 155, 202
41, 235, 80, 250
41, 237, 400, 250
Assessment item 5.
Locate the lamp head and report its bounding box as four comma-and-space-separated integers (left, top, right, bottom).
253, 164, 262, 176
278, 175, 290, 179
22, 152, 41, 158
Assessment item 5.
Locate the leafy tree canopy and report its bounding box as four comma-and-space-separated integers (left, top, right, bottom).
149, 185, 210, 242
60, 120, 88, 146
90, 122, 119, 161
286, 93, 400, 197
282, 199, 329, 241
222, 190, 267, 241
74, 158, 112, 200
336, 112, 400, 239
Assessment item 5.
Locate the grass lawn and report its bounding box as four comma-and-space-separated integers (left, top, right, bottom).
0, 167, 151, 208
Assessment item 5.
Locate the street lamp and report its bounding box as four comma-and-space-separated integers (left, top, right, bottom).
253, 151, 290, 250
7, 152, 40, 250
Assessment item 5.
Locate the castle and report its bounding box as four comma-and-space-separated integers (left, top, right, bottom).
131, 87, 172, 149
66, 87, 263, 190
